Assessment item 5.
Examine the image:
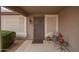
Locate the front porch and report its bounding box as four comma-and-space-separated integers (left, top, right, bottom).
15, 40, 68, 52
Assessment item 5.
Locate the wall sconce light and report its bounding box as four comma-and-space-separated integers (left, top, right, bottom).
29, 19, 32, 24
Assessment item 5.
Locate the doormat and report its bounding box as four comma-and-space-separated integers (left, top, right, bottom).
32, 40, 43, 44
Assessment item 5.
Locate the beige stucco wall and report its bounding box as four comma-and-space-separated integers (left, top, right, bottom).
1, 15, 27, 37
59, 7, 79, 51
27, 16, 34, 40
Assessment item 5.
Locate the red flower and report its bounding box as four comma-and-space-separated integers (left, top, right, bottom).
59, 37, 64, 44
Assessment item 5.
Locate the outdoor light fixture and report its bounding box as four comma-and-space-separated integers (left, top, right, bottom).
29, 19, 32, 24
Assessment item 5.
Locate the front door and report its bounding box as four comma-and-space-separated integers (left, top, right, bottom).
32, 16, 45, 43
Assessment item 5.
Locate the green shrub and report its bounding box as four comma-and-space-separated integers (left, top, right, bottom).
1, 30, 16, 51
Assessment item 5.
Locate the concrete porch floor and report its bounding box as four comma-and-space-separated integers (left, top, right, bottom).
15, 40, 68, 52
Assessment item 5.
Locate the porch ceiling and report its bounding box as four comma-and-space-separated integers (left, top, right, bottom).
20, 6, 65, 14
4, 6, 65, 16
